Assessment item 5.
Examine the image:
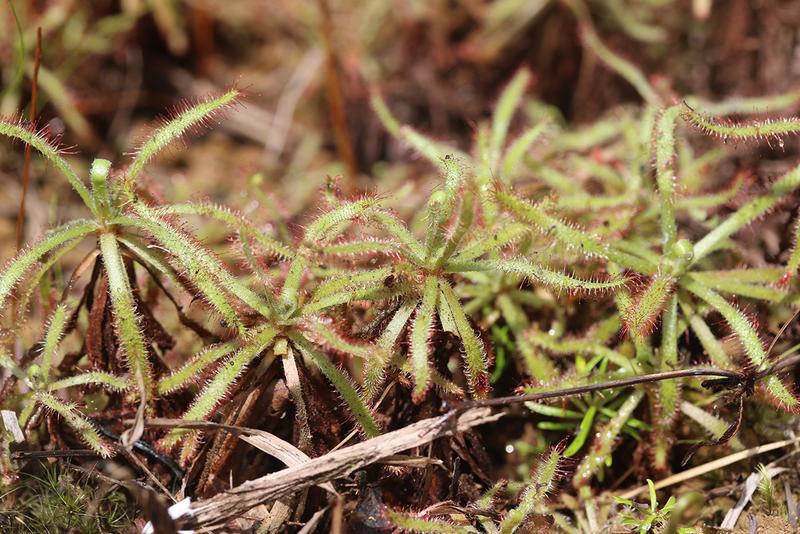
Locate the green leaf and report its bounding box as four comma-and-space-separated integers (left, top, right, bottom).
653, 106, 681, 248
683, 104, 800, 142
501, 120, 551, 180
158, 342, 236, 394
625, 271, 675, 336
363, 300, 418, 401
580, 26, 661, 106
490, 69, 531, 167
500, 445, 565, 533
163, 326, 277, 447
439, 280, 489, 397
48, 371, 128, 392
693, 165, 800, 262
564, 405, 597, 457
682, 277, 767, 369
573, 390, 644, 488
0, 119, 95, 212
163, 202, 294, 259
680, 401, 743, 449
99, 233, 152, 393
371, 93, 468, 166
40, 304, 69, 384
386, 510, 475, 534
126, 206, 263, 326
494, 190, 655, 273
290, 333, 380, 437
410, 278, 438, 401
124, 89, 240, 189
490, 258, 625, 293
35, 391, 112, 457
0, 220, 97, 313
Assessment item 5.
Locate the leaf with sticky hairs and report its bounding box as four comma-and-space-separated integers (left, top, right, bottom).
163, 202, 294, 260
500, 443, 567, 533
682, 278, 800, 412
289, 333, 380, 437
40, 304, 69, 384
98, 233, 152, 393
573, 390, 644, 490
0, 118, 95, 211
579, 25, 661, 106
158, 342, 237, 394
624, 271, 675, 337
680, 401, 743, 450
683, 103, 800, 143
489, 258, 625, 294
48, 371, 128, 392
410, 278, 438, 401
494, 189, 655, 273
35, 391, 113, 457
386, 510, 477, 534
693, 163, 800, 262
162, 326, 277, 447
439, 279, 489, 397
124, 88, 241, 190
490, 68, 532, 168
371, 93, 468, 166
0, 220, 98, 314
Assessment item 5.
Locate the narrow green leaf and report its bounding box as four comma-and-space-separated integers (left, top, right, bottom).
410, 278, 438, 400
680, 401, 743, 450
48, 371, 128, 392
490, 69, 531, 167
40, 304, 69, 383
564, 405, 597, 457
439, 280, 489, 397
387, 510, 475, 534
0, 220, 97, 313
158, 342, 236, 394
370, 209, 425, 263
451, 223, 529, 263
311, 267, 393, 301
163, 202, 294, 259
371, 93, 468, 166
126, 206, 258, 325
490, 258, 625, 293
163, 326, 277, 447
35, 391, 112, 457
625, 271, 675, 336
0, 119, 94, 211
99, 233, 152, 392
690, 272, 787, 302
653, 105, 681, 248
683, 104, 800, 141
290, 333, 380, 437
681, 300, 732, 368
500, 445, 565, 533
573, 390, 644, 489
125, 89, 240, 188
693, 165, 800, 262
682, 277, 766, 369
495, 190, 655, 273
581, 26, 661, 106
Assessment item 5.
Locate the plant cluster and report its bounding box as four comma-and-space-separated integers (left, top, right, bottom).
1, 16, 800, 533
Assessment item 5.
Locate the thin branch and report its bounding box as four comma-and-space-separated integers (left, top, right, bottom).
462, 367, 744, 409
174, 407, 502, 529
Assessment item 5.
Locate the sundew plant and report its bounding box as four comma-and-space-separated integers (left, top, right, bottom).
1, 17, 800, 533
